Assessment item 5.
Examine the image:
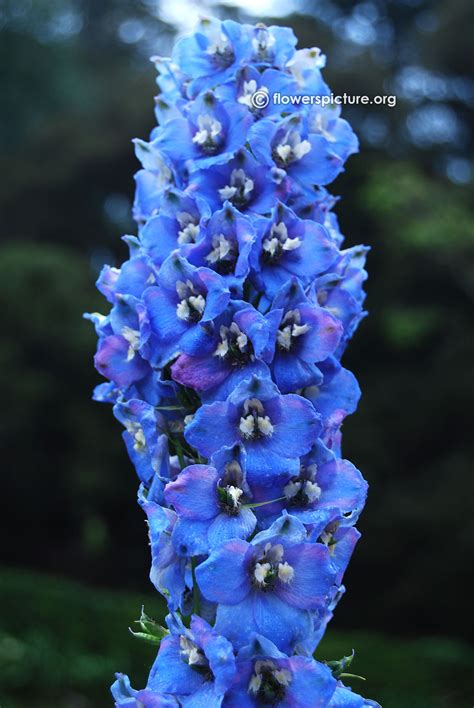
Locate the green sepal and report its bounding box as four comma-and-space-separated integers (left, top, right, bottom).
129, 606, 169, 646
324, 649, 365, 681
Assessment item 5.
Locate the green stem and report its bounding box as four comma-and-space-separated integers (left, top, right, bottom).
173, 437, 185, 469
252, 291, 263, 310
243, 496, 286, 509
156, 405, 186, 411
191, 558, 201, 616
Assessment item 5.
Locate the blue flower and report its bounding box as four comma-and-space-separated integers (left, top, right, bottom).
88, 17, 377, 707
164, 462, 257, 556
185, 374, 321, 482
138, 188, 210, 265
147, 613, 236, 703
266, 278, 343, 393
248, 111, 357, 191
138, 487, 187, 611
302, 357, 361, 427
215, 66, 300, 118
245, 23, 297, 68
113, 399, 168, 486
152, 92, 253, 174
142, 253, 230, 367
250, 203, 339, 302
223, 634, 337, 707
172, 18, 252, 97
183, 201, 257, 296
196, 515, 336, 652
250, 441, 367, 534
111, 673, 178, 707
170, 299, 274, 402
309, 246, 369, 353
188, 148, 288, 214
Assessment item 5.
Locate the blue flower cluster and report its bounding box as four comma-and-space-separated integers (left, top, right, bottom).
88, 17, 379, 707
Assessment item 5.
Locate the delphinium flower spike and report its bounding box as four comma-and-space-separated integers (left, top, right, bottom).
88, 16, 380, 707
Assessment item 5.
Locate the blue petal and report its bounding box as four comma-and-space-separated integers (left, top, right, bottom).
207, 508, 256, 548
328, 684, 381, 707
148, 636, 203, 695
252, 592, 313, 653
185, 401, 239, 457
276, 543, 337, 610
165, 465, 220, 520
196, 539, 251, 604
283, 656, 337, 708
171, 517, 211, 557
190, 615, 236, 694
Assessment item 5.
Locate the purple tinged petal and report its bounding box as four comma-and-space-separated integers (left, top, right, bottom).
164, 465, 220, 521
95, 335, 149, 387
171, 353, 230, 393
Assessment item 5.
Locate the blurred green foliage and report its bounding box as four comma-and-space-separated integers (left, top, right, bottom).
1, 568, 472, 707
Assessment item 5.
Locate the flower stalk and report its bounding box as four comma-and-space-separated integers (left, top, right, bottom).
88, 16, 379, 707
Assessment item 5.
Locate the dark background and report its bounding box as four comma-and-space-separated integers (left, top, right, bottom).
1, 0, 473, 706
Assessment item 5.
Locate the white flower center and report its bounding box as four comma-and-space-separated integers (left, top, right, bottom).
253, 544, 294, 589
276, 309, 310, 351
192, 114, 223, 147
179, 636, 207, 667
175, 279, 206, 322
239, 398, 274, 440
277, 561, 295, 584
205, 234, 232, 264
238, 79, 258, 107
124, 422, 146, 452
214, 322, 251, 360
284, 464, 321, 505
226, 485, 243, 508
275, 130, 311, 165
263, 224, 302, 264
122, 326, 141, 362
249, 660, 292, 698
218, 168, 254, 204
177, 212, 200, 245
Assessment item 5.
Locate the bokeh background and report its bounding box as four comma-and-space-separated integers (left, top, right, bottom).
1, 0, 473, 706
